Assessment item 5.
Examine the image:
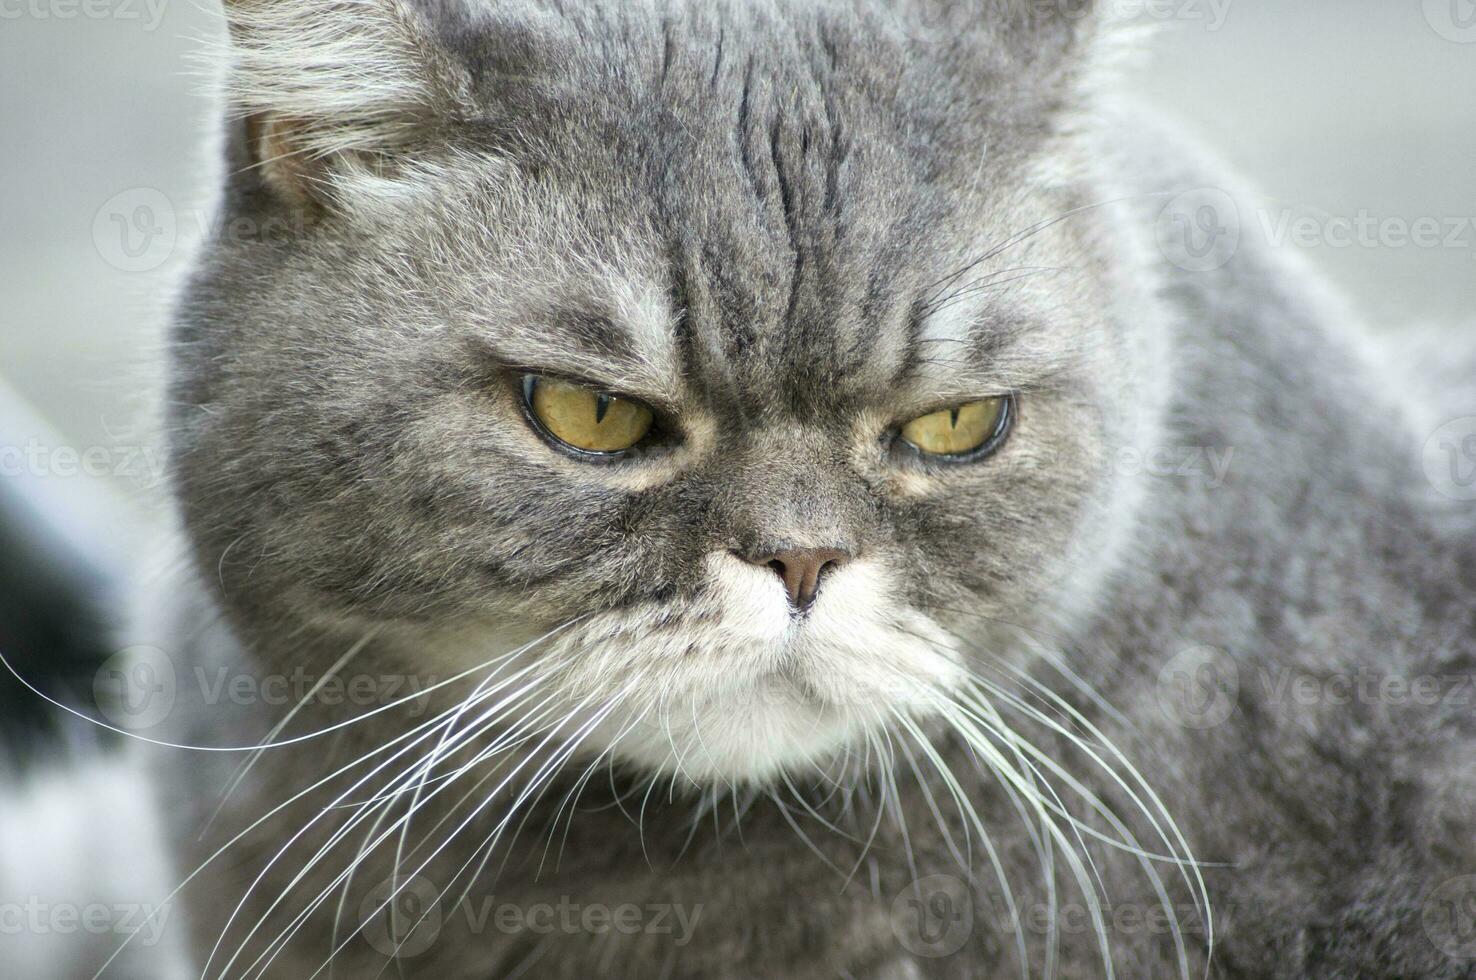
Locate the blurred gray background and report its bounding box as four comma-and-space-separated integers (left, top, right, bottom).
1, 0, 1473, 519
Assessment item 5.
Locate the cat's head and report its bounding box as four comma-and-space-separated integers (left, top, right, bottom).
172, 0, 1163, 785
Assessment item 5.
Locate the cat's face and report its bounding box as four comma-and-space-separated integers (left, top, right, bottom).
174, 0, 1155, 784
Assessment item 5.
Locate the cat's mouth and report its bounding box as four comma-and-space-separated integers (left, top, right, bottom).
530, 553, 963, 786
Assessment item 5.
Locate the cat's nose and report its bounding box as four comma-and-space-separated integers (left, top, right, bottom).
749, 548, 851, 611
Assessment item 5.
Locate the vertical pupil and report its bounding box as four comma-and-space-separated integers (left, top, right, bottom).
949, 407, 961, 429
595, 393, 612, 424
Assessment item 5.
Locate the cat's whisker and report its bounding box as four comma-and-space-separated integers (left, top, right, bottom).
208, 641, 582, 980
921, 266, 1065, 320
767, 787, 847, 879
950, 685, 1195, 980
889, 707, 1031, 980
445, 680, 650, 898
18, 618, 589, 769
933, 694, 1119, 980
971, 667, 1209, 972
838, 724, 893, 893
330, 701, 579, 972
347, 712, 558, 970
223, 697, 562, 980
962, 668, 1215, 889
92, 646, 545, 980
919, 192, 1165, 309
869, 621, 1197, 979
252, 691, 587, 980
777, 768, 865, 847
1001, 650, 1217, 913
202, 628, 381, 843
953, 697, 1064, 980
888, 721, 972, 871
384, 650, 549, 952
347, 691, 641, 977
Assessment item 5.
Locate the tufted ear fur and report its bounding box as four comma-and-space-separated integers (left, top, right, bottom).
220, 0, 477, 209
908, 0, 1152, 85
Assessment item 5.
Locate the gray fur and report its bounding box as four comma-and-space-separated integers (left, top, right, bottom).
131, 1, 1476, 977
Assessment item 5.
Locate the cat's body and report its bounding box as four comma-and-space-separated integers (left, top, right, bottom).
94, 1, 1476, 977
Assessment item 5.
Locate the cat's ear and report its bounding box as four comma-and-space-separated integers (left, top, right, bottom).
920, 0, 1148, 77
919, 0, 1151, 125
220, 0, 476, 210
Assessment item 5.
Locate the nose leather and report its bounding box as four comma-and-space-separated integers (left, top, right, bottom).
748, 548, 850, 610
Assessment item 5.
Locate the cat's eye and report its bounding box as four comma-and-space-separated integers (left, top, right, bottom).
900, 396, 1013, 460
522, 376, 655, 456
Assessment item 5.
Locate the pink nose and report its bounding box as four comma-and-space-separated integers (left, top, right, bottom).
749, 548, 850, 610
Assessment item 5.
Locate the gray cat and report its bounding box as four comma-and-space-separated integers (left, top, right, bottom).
115, 0, 1476, 977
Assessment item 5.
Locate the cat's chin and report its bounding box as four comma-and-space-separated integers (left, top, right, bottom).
589, 684, 869, 787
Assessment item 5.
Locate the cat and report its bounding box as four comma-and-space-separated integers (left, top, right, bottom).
83, 0, 1476, 977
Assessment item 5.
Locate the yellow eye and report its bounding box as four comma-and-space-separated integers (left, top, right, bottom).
900, 397, 1011, 458
524, 376, 655, 455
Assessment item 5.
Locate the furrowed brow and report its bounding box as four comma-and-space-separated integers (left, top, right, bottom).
475, 283, 684, 406
900, 298, 1061, 402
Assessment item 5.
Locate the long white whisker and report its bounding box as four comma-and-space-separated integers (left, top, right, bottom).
202, 629, 380, 843
230, 680, 569, 980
